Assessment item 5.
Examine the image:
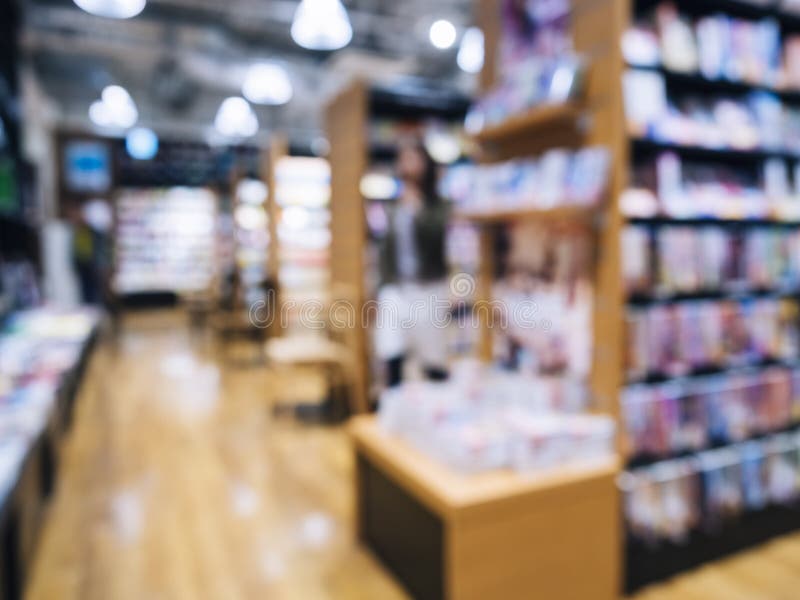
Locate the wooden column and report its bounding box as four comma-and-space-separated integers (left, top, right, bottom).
259, 135, 286, 338
325, 81, 370, 414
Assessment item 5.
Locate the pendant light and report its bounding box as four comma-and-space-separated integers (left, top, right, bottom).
214, 97, 259, 138
291, 0, 352, 51
73, 0, 146, 19
88, 84, 138, 129
243, 62, 293, 105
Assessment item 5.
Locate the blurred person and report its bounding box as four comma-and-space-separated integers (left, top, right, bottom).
374, 137, 450, 387
69, 200, 113, 307
68, 202, 100, 305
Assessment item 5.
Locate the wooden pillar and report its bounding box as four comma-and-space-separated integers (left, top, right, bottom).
326, 81, 370, 414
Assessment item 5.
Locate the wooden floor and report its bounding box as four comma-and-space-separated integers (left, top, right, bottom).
24, 310, 800, 599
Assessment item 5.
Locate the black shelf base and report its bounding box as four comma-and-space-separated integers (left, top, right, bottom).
118, 292, 178, 309
626, 503, 800, 593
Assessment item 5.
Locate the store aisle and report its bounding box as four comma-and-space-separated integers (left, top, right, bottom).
25, 312, 406, 600
21, 310, 800, 600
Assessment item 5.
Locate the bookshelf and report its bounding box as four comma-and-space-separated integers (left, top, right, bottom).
328, 0, 800, 593
622, 0, 800, 591
474, 0, 800, 593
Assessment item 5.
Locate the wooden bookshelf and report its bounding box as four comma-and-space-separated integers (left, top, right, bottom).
454, 204, 599, 227
466, 0, 629, 594
322, 1, 628, 598
615, 0, 800, 592
326, 0, 800, 596
472, 0, 628, 419
471, 102, 585, 145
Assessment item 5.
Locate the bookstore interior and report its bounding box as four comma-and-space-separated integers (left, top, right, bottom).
7, 0, 800, 598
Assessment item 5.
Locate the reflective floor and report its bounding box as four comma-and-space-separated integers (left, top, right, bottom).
24, 310, 800, 600
26, 311, 405, 600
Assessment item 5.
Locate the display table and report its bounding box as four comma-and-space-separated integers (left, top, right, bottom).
350, 416, 620, 600
0, 308, 99, 600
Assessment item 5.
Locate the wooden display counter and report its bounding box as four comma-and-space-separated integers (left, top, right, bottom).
0, 323, 98, 600
350, 416, 621, 600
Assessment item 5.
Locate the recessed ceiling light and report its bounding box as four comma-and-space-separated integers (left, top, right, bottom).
429, 19, 457, 50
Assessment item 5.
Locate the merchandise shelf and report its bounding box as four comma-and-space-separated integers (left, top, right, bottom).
471, 103, 584, 145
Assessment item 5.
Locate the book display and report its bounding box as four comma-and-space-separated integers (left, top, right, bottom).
445, 146, 610, 217
378, 366, 613, 474
113, 187, 217, 296
0, 307, 99, 598
232, 178, 270, 306
274, 156, 331, 316
0, 308, 99, 496
621, 0, 800, 590
333, 3, 622, 599
350, 0, 800, 594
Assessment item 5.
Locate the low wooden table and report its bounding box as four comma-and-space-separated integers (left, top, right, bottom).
350, 416, 620, 600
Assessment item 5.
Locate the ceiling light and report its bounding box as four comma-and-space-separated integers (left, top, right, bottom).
73, 0, 146, 19
88, 85, 138, 129
89, 100, 113, 128
457, 27, 484, 73
243, 62, 293, 105
429, 19, 457, 50
214, 97, 258, 138
101, 84, 131, 106
101, 84, 138, 127
125, 127, 159, 160
291, 0, 352, 51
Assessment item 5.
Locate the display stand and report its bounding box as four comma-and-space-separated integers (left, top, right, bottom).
468, 0, 628, 414
0, 320, 98, 600
272, 152, 331, 325
330, 1, 800, 593
326, 5, 627, 596
350, 416, 619, 600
